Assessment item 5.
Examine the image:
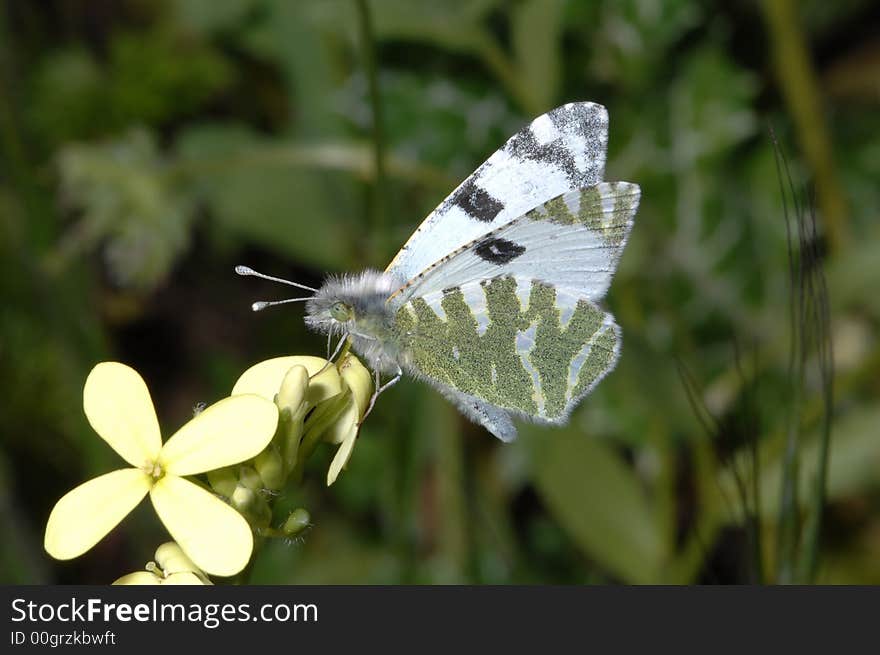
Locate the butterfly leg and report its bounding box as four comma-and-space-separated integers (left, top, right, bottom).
359, 365, 402, 426
312, 333, 349, 380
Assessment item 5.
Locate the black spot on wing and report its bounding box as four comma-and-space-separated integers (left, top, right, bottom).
475, 237, 526, 265
450, 178, 504, 223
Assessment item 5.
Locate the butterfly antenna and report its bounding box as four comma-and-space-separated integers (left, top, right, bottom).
251, 298, 312, 312
235, 265, 318, 293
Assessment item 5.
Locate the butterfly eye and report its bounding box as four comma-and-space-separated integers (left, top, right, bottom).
329, 302, 353, 322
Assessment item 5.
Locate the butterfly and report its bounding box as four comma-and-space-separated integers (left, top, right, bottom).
238, 102, 639, 442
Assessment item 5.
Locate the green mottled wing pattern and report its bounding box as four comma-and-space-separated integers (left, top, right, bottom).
393, 275, 620, 440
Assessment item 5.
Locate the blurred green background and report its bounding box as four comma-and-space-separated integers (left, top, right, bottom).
1, 0, 878, 585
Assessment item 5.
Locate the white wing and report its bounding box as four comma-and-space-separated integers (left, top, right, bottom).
390, 182, 639, 307
385, 102, 609, 284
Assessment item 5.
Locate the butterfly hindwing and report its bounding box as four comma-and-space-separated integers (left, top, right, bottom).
435, 387, 518, 443
385, 102, 609, 284
390, 181, 639, 307
393, 276, 621, 440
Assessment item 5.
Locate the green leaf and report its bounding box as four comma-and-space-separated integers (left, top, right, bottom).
669, 47, 759, 164
52, 128, 196, 290
526, 426, 665, 583
175, 123, 357, 270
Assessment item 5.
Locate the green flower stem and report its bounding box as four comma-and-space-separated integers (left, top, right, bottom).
355, 0, 387, 256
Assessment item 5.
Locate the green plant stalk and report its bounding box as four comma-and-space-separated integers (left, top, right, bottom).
0, 11, 65, 257
772, 135, 803, 584
798, 212, 834, 583
355, 0, 387, 259
760, 0, 849, 252
799, 367, 832, 582
772, 140, 834, 583
748, 418, 766, 584
473, 34, 541, 116
431, 394, 468, 581
667, 432, 725, 584
737, 344, 765, 584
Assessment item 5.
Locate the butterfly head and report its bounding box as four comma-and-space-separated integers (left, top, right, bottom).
303, 270, 398, 338
328, 301, 354, 322
236, 265, 399, 340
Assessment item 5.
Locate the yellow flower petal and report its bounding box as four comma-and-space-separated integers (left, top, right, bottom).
339, 355, 373, 416
44, 468, 151, 560
322, 357, 373, 445
322, 394, 359, 445
158, 395, 278, 476
83, 362, 162, 467
327, 423, 358, 486
232, 356, 342, 406
113, 572, 161, 585
150, 475, 253, 577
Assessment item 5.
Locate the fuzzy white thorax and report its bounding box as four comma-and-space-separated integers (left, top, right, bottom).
304, 270, 406, 374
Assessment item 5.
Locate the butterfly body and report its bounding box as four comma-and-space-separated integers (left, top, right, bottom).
254, 102, 639, 442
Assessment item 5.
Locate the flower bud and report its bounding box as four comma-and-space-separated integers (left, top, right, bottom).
277, 365, 309, 416
254, 445, 284, 491
154, 542, 201, 575
338, 355, 373, 417
231, 484, 271, 527
237, 465, 263, 492
322, 356, 373, 447
306, 363, 343, 407
207, 467, 238, 498
231, 485, 256, 512
282, 508, 311, 537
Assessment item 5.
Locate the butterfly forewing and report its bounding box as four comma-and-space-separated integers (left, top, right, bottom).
390, 181, 639, 307
385, 102, 609, 284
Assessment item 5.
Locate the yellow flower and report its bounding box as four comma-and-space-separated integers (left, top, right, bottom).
44, 362, 278, 577
113, 542, 211, 585
231, 355, 373, 486
232, 355, 343, 410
